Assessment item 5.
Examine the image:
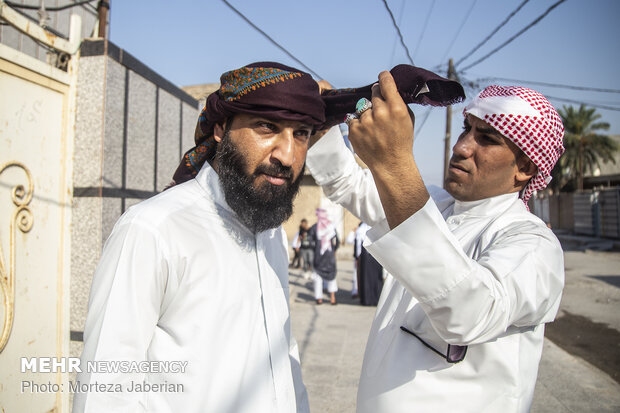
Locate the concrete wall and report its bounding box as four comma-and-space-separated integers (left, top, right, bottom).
70, 39, 199, 359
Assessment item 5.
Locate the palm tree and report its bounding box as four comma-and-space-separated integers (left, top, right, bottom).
552, 104, 617, 191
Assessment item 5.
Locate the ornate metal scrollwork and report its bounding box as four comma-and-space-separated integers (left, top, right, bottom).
0, 161, 34, 353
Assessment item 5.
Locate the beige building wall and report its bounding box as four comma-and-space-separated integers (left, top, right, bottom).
284, 175, 323, 239
181, 82, 220, 109
283, 153, 369, 260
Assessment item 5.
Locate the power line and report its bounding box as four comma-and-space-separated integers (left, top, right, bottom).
412, 0, 436, 60
220, 0, 324, 79
3, 0, 96, 11
455, 0, 529, 67
381, 0, 414, 65
474, 76, 620, 94
546, 95, 620, 112
439, 0, 479, 64
388, 0, 406, 65
414, 107, 433, 137
459, 0, 566, 72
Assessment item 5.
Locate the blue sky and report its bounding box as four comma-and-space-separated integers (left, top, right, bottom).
109, 0, 620, 187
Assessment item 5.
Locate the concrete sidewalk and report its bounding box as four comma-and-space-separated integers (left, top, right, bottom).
289, 259, 620, 413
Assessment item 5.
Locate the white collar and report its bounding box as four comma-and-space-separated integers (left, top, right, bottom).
193, 162, 282, 238
194, 161, 233, 214
452, 192, 520, 217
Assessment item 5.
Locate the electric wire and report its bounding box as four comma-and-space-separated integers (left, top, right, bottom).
474, 76, 620, 94
220, 0, 324, 79
412, 0, 436, 60
459, 0, 566, 72
455, 0, 529, 67
1, 2, 69, 39
388, 0, 406, 65
3, 0, 96, 11
414, 107, 433, 136
381, 0, 414, 65
545, 95, 620, 112
439, 0, 479, 64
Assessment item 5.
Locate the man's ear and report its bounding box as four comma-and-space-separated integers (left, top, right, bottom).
515, 155, 537, 184
213, 121, 227, 143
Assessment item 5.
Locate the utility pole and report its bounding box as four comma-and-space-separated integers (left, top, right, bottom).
443, 58, 455, 187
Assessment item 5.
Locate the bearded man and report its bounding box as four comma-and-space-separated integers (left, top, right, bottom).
307, 74, 565, 412
73, 62, 325, 413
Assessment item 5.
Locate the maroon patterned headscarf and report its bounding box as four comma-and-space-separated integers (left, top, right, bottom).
171, 61, 325, 185
171, 62, 465, 185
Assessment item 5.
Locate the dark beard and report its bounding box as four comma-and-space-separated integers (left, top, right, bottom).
215, 132, 303, 233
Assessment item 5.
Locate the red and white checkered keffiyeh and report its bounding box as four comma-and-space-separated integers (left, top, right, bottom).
316, 208, 336, 255
464, 85, 565, 205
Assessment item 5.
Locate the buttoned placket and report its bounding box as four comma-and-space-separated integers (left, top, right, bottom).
446, 216, 462, 228
254, 233, 292, 412
252, 234, 278, 410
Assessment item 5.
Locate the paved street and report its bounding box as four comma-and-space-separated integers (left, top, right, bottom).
289, 249, 620, 413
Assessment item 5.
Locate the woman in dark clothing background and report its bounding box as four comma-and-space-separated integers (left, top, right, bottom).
308, 208, 339, 305
354, 222, 384, 306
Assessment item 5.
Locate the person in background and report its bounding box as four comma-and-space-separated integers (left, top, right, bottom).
308, 208, 340, 305
346, 223, 360, 299
355, 222, 384, 306
290, 219, 306, 268
298, 218, 315, 278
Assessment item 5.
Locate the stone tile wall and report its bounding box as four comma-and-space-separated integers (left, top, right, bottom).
70, 39, 199, 357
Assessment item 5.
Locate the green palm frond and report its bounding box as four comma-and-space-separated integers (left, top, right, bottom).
554, 104, 618, 191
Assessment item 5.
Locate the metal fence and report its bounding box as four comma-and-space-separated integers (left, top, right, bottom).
533, 188, 620, 239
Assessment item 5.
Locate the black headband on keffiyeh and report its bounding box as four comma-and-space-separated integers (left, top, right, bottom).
171, 62, 465, 185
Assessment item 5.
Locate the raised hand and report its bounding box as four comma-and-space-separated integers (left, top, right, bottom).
347, 71, 428, 229
347, 71, 415, 173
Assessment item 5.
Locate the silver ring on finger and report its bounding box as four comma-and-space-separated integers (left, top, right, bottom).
344, 112, 359, 126
355, 97, 372, 116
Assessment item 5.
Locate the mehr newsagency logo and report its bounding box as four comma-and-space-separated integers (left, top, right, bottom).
20, 357, 187, 394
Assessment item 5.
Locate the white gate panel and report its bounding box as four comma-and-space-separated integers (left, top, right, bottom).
0, 49, 73, 413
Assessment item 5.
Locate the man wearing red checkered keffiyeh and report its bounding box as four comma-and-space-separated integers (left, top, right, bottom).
463, 85, 565, 206
305, 72, 566, 413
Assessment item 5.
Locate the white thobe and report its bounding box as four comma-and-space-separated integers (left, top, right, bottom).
306, 127, 564, 413
73, 163, 309, 413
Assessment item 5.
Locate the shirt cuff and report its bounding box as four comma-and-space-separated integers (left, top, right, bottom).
306, 126, 357, 185
365, 197, 473, 303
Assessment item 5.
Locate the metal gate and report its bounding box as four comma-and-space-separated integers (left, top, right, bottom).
0, 8, 81, 412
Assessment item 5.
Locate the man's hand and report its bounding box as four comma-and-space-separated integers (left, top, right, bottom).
347, 71, 429, 229
317, 80, 333, 93
348, 71, 414, 172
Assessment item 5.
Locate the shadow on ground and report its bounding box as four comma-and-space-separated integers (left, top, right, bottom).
589, 275, 620, 288
545, 311, 620, 384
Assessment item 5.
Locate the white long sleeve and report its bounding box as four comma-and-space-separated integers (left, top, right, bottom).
365, 195, 564, 345
74, 217, 168, 412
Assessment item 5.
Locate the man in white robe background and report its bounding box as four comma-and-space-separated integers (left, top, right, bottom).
307, 74, 565, 412
73, 62, 328, 413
